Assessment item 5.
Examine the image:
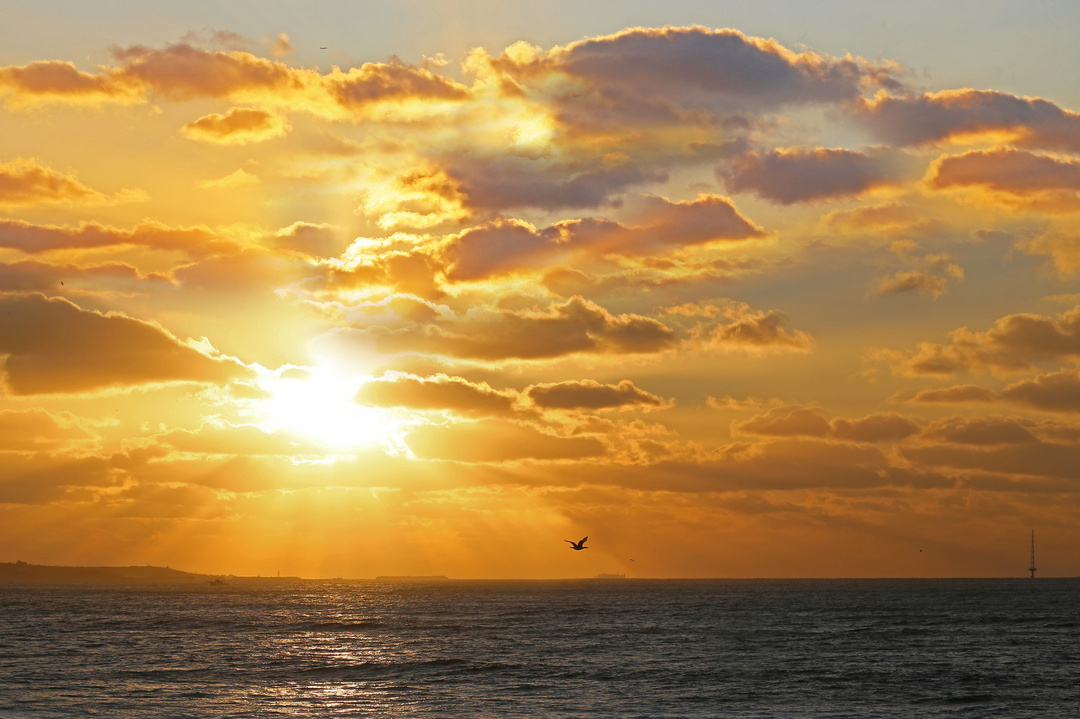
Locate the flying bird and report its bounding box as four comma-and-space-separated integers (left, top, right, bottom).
565, 536, 588, 551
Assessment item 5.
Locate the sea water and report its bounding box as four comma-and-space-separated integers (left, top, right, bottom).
1, 578, 1077, 718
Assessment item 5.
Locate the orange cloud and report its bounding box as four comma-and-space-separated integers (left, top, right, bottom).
705, 307, 814, 353
0, 60, 136, 106
735, 406, 920, 442
404, 418, 606, 462
440, 194, 763, 281
0, 218, 239, 257
2, 43, 472, 118
928, 147, 1080, 209
373, 296, 677, 362
880, 305, 1080, 376
181, 107, 290, 144
0, 408, 94, 451
921, 416, 1038, 445
355, 373, 518, 416
0, 157, 135, 206
525, 379, 670, 411
0, 259, 170, 293
0, 293, 247, 394
822, 201, 935, 235
855, 89, 1080, 152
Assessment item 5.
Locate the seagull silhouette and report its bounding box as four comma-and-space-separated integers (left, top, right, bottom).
565, 536, 588, 551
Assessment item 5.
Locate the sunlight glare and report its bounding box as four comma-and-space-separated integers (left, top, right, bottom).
262, 370, 391, 451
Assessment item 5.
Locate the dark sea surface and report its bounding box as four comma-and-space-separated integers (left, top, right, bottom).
1, 578, 1077, 718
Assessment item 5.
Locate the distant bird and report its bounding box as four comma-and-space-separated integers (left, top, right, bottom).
320, 46, 328, 49
565, 536, 588, 551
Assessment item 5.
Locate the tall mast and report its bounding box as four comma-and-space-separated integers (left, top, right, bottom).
1028, 530, 1037, 579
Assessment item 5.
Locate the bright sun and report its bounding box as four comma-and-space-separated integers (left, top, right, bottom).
261, 369, 392, 451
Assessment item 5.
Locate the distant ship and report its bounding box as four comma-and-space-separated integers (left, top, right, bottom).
207, 578, 227, 586
594, 573, 627, 579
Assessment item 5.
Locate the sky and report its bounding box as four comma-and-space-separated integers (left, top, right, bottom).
3, 0, 1080, 578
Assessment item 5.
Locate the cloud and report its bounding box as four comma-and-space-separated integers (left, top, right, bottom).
2, 43, 471, 118
404, 418, 607, 462
0, 408, 94, 451
928, 147, 1080, 209
874, 270, 949, 298
439, 193, 764, 281
0, 60, 137, 107
0, 218, 238, 257
0, 157, 137, 206
878, 305, 1080, 376
373, 296, 677, 362
475, 27, 902, 131
525, 379, 670, 411
830, 414, 921, 442
921, 416, 1038, 445
908, 385, 999, 404
721, 146, 907, 204
703, 304, 814, 353
822, 201, 935, 236
734, 406, 831, 437
355, 373, 518, 416
181, 107, 290, 144
199, 169, 260, 189
855, 89, 1080, 153
902, 439, 1080, 482
447, 158, 665, 213
0, 293, 247, 394
735, 406, 920, 442
0, 259, 170, 293
266, 33, 294, 58
158, 422, 323, 456
1000, 369, 1080, 412
268, 222, 342, 258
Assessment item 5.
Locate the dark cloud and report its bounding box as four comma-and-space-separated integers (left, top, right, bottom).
721, 146, 907, 204
525, 379, 669, 411
1001, 370, 1080, 412
929, 148, 1080, 199
0, 293, 246, 394
855, 89, 1080, 153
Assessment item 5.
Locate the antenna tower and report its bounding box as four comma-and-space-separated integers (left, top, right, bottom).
1028, 530, 1037, 579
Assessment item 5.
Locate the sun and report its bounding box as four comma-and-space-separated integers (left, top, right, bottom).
260, 368, 393, 452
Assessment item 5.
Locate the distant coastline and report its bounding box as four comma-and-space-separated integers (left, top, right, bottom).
0, 561, 302, 585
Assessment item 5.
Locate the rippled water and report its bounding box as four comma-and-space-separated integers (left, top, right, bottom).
1, 579, 1077, 717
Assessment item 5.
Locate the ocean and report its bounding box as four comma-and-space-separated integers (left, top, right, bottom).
1, 578, 1077, 718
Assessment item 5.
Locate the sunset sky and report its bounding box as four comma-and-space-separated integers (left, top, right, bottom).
4, 0, 1080, 578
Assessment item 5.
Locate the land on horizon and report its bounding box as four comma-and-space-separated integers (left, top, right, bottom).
1, 562, 1070, 584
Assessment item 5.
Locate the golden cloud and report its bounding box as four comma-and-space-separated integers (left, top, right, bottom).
355, 373, 519, 416
373, 296, 677, 362
404, 418, 607, 462
181, 107, 290, 144
0, 218, 239, 257
879, 306, 1080, 376
0, 157, 138, 206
